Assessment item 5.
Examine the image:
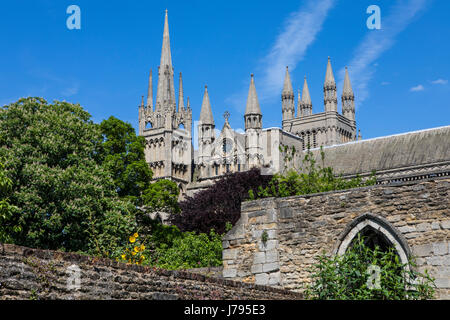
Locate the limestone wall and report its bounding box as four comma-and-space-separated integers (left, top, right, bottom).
222, 177, 450, 299
0, 244, 302, 300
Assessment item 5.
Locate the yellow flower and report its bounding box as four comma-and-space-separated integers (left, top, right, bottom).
129, 236, 136, 243
140, 244, 145, 251
134, 246, 140, 253
133, 232, 139, 238
132, 251, 137, 256
121, 254, 126, 260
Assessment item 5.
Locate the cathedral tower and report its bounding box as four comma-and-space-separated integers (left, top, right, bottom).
139, 10, 192, 190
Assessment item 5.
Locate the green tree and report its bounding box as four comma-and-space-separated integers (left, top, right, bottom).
142, 179, 180, 214
0, 97, 136, 255
98, 116, 152, 204
0, 160, 19, 243
304, 235, 436, 300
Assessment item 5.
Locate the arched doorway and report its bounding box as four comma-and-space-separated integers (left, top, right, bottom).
334, 213, 411, 267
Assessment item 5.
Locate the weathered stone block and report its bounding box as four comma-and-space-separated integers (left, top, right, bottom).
252, 229, 263, 239
258, 240, 278, 251
427, 256, 444, 266
263, 262, 279, 273
399, 225, 416, 233
222, 268, 237, 278
412, 244, 432, 257
432, 242, 448, 256
265, 250, 279, 263
441, 220, 450, 229
416, 223, 431, 232
268, 272, 281, 285
435, 278, 450, 288
252, 252, 266, 265
267, 229, 277, 239
223, 249, 238, 260
251, 264, 263, 274
255, 273, 269, 285
431, 222, 441, 230
280, 207, 293, 219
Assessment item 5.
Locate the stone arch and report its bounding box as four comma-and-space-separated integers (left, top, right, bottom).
333, 213, 411, 266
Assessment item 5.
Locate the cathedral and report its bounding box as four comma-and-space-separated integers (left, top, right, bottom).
138, 11, 362, 195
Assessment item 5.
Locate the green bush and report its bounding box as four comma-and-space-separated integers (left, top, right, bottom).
152, 229, 223, 270
249, 147, 376, 200
304, 235, 436, 300
113, 221, 228, 270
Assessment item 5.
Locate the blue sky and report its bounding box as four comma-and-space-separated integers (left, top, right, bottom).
1, 0, 449, 144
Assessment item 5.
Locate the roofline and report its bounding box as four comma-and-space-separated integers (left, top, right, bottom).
310, 125, 450, 151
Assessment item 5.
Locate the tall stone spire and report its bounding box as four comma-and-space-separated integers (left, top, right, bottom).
160, 9, 172, 71
301, 76, 312, 117
245, 74, 262, 115
147, 69, 153, 109
244, 74, 262, 130
282, 66, 295, 121
297, 88, 302, 118
187, 96, 191, 111
155, 10, 176, 112
342, 67, 355, 122
324, 57, 337, 112
198, 86, 215, 166
178, 72, 185, 111
199, 85, 214, 125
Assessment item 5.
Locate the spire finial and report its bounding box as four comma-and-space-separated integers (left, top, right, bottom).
200, 85, 214, 125
342, 66, 354, 97
155, 9, 175, 110
245, 72, 262, 116
282, 66, 294, 94
223, 111, 230, 123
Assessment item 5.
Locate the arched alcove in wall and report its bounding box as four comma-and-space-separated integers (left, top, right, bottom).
334, 213, 411, 267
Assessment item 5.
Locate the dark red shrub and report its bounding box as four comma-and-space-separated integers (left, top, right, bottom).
170, 168, 273, 234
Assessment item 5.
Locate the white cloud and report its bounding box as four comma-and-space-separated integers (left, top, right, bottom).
410, 84, 424, 92
226, 0, 336, 112
338, 0, 428, 109
431, 79, 448, 85
61, 83, 80, 97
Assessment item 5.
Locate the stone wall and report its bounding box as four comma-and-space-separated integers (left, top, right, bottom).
222, 177, 450, 299
0, 243, 302, 300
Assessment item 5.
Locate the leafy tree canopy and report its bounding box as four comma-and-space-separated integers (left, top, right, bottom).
142, 179, 180, 215
0, 98, 136, 255
98, 116, 152, 204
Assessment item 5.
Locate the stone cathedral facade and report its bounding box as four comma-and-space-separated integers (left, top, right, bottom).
138, 12, 361, 195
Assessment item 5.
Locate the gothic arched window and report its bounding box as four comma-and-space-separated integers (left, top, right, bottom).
334, 214, 411, 268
